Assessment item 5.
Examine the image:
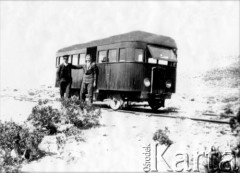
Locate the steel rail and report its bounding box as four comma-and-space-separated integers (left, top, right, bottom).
101, 107, 230, 125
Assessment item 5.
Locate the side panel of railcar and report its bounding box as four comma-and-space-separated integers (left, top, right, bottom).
97, 62, 149, 92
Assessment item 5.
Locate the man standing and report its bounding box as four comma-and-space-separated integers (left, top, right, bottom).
56, 55, 82, 99
80, 54, 97, 103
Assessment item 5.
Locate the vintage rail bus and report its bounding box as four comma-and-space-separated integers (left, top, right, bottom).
55, 31, 177, 110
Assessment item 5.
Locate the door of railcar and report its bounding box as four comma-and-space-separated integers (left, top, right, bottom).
86, 47, 97, 62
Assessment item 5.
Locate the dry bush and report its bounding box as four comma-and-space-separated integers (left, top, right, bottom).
63, 126, 85, 142
60, 96, 101, 129
0, 121, 44, 172
27, 99, 61, 135
153, 127, 173, 146
0, 97, 102, 171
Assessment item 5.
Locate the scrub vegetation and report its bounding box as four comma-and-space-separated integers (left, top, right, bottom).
153, 127, 173, 146
0, 97, 101, 172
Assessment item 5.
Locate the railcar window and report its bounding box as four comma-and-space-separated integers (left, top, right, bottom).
119, 48, 126, 62
98, 50, 108, 63
135, 49, 144, 62
148, 58, 157, 64
79, 53, 86, 65
72, 54, 79, 65
108, 49, 117, 62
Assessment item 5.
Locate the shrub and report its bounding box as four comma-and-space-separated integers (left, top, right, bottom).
205, 146, 223, 173
153, 127, 173, 146
64, 126, 84, 142
61, 96, 101, 129
60, 96, 81, 108
27, 97, 101, 132
0, 121, 43, 156
27, 99, 61, 135
0, 121, 22, 151
1, 97, 102, 171
0, 121, 44, 171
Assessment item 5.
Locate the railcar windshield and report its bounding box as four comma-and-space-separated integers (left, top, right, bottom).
147, 45, 177, 62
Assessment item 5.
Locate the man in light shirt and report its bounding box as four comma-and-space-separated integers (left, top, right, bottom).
79, 54, 97, 103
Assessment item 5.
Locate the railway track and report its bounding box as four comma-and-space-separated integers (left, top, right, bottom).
2, 95, 232, 125
95, 104, 231, 125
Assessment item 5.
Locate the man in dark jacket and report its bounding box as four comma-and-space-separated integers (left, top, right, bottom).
56, 55, 82, 99
79, 54, 97, 103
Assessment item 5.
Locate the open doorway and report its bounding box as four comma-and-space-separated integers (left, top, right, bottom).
86, 47, 97, 62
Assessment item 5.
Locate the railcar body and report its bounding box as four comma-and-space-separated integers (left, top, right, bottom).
55, 31, 178, 110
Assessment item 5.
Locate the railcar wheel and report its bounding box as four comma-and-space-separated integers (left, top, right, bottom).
148, 100, 164, 111
109, 94, 123, 110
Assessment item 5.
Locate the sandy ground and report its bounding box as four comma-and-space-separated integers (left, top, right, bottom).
0, 68, 239, 172
19, 110, 236, 172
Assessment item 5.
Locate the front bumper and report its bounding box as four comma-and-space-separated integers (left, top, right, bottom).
140, 92, 172, 100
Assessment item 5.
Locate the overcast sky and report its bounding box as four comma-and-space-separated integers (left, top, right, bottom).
0, 1, 239, 88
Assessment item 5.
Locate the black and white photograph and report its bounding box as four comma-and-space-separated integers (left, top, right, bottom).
0, 1, 239, 172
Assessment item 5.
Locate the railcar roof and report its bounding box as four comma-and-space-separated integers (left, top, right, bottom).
57, 31, 177, 53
